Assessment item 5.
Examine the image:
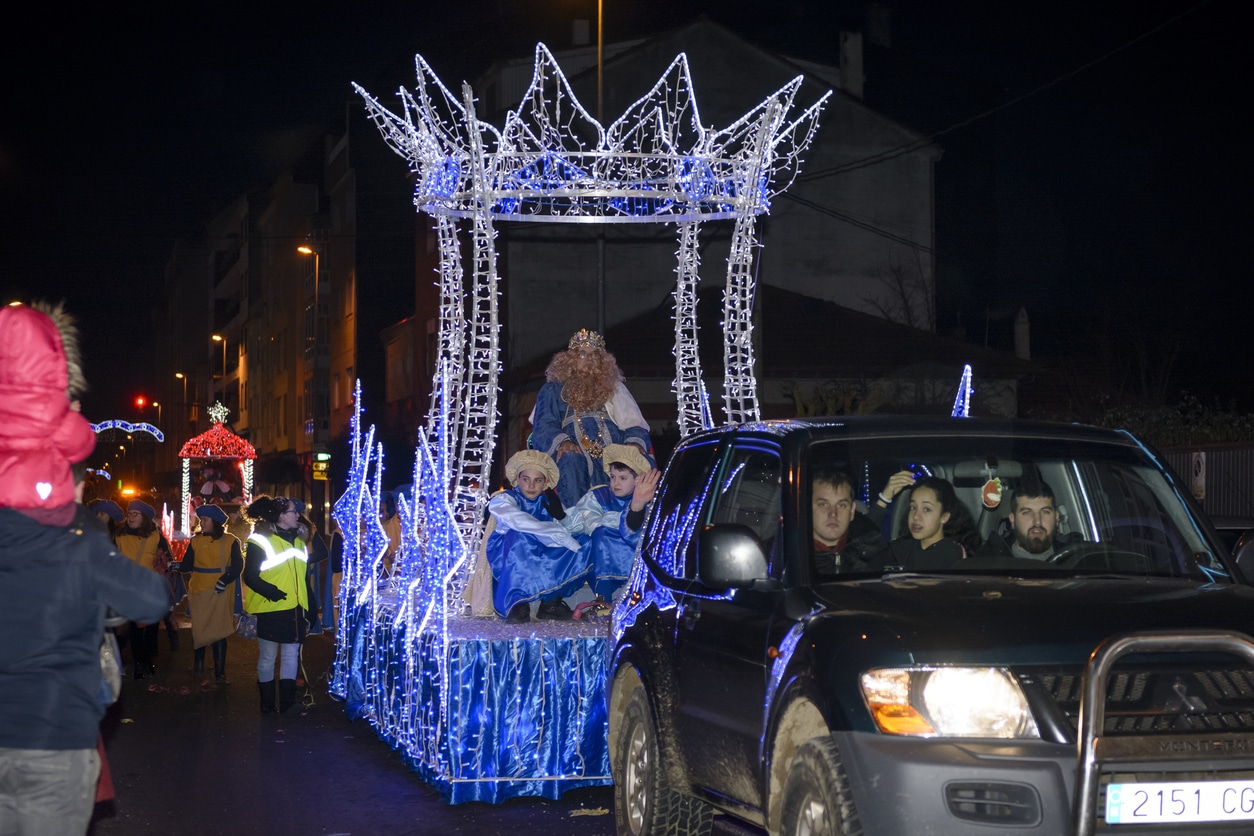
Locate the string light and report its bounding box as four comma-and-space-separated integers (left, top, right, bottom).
91, 420, 164, 442
176, 401, 256, 534
333, 42, 830, 801
951, 364, 974, 418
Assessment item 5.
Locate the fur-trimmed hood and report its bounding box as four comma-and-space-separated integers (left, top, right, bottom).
29, 301, 86, 402
0, 304, 96, 510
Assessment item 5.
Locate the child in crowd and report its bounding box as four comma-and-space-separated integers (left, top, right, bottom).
888, 476, 980, 569
485, 450, 592, 623
562, 444, 658, 607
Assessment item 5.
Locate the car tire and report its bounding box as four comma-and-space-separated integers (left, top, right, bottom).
779, 736, 863, 836
613, 682, 713, 836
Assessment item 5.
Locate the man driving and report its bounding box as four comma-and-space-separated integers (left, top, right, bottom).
983, 477, 1069, 560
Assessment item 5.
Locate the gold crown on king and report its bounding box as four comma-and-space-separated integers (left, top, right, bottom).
568, 329, 606, 351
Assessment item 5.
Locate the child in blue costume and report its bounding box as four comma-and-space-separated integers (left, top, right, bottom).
562, 444, 658, 603
486, 450, 593, 623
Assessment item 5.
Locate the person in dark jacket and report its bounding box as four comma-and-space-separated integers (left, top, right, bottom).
887, 476, 982, 569
243, 495, 311, 714
810, 467, 891, 575
0, 302, 172, 836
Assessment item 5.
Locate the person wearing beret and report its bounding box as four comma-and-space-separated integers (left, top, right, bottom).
88, 499, 123, 536
560, 444, 659, 604
485, 450, 593, 623
170, 504, 243, 683
115, 499, 176, 679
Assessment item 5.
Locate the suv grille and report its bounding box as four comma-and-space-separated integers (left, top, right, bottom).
1036, 667, 1254, 736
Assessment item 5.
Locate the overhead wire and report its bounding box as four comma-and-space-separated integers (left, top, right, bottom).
796, 0, 1214, 185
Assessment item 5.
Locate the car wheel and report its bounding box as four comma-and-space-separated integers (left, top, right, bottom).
613, 681, 713, 836
779, 736, 863, 836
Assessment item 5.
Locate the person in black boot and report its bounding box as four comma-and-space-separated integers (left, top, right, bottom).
258, 680, 276, 714
170, 504, 242, 686
278, 679, 299, 714
242, 495, 311, 716
212, 641, 229, 683
115, 500, 172, 679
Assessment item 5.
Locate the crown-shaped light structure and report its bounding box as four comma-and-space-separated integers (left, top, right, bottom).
355, 46, 829, 224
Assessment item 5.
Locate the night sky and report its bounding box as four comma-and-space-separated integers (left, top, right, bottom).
2, 0, 1247, 418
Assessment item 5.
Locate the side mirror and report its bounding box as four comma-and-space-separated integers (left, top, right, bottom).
698, 524, 768, 589
1234, 530, 1254, 584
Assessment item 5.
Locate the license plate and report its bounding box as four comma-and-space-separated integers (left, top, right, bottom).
1106, 781, 1254, 824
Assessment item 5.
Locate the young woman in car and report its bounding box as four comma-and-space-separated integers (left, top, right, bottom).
888, 476, 981, 569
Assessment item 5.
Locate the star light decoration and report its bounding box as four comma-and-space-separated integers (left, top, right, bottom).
176, 402, 256, 534
332, 46, 830, 796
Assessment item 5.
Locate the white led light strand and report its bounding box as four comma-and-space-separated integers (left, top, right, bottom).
335, 42, 830, 797
951, 364, 974, 418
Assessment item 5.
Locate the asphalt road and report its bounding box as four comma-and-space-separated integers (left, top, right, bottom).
88, 624, 620, 836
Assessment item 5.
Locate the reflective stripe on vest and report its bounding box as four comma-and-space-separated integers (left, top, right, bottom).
248, 532, 308, 572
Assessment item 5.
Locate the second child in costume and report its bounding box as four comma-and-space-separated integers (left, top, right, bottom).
485, 451, 592, 623
561, 444, 658, 603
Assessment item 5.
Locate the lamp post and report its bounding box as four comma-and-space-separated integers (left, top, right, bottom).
596, 0, 605, 334
151, 401, 161, 426
298, 243, 330, 532
211, 335, 226, 379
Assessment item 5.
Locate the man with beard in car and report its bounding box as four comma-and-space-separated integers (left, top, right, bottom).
981, 477, 1077, 560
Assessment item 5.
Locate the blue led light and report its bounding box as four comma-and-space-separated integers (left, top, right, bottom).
90, 420, 164, 442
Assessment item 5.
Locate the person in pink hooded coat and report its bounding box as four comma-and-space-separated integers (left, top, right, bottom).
0, 302, 172, 835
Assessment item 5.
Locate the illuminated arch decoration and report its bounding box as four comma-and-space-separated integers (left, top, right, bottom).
176, 402, 256, 534
91, 420, 164, 443
335, 45, 829, 802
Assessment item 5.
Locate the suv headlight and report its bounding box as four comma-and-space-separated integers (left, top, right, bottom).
860, 667, 1040, 738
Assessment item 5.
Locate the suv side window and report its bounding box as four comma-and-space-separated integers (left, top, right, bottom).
707, 444, 783, 572
641, 439, 721, 580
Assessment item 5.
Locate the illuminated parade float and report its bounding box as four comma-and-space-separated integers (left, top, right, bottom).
331, 44, 829, 802
177, 402, 256, 535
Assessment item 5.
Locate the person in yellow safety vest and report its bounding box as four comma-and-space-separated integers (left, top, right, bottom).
242, 495, 310, 714
115, 500, 175, 679
169, 504, 242, 683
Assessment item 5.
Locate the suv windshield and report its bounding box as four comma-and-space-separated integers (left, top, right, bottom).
809, 435, 1229, 582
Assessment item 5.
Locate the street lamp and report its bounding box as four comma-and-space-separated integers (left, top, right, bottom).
595, 0, 605, 334
151, 401, 161, 426
298, 243, 329, 532
175, 372, 187, 404
212, 334, 227, 379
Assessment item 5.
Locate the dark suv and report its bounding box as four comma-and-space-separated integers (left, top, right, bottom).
608, 417, 1254, 836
